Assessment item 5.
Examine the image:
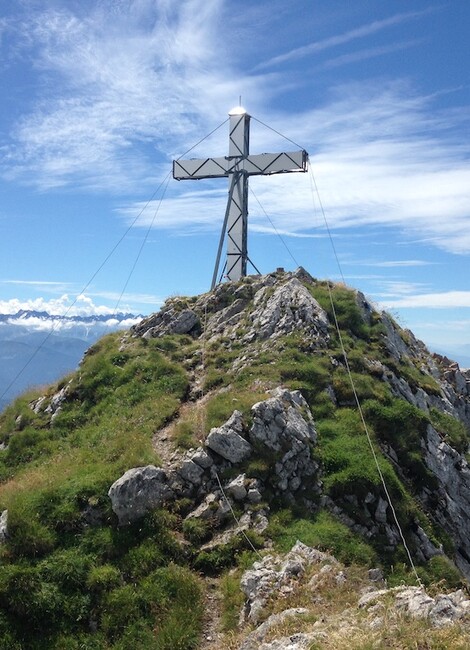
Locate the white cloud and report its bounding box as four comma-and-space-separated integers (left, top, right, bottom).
120, 83, 470, 254
320, 40, 423, 70
376, 281, 430, 296
2, 3, 469, 259
380, 291, 470, 309
87, 290, 163, 307
3, 315, 141, 333
419, 319, 470, 333
2, 1, 268, 191
168, 83, 470, 253
254, 9, 433, 70
0, 294, 116, 317
354, 260, 435, 268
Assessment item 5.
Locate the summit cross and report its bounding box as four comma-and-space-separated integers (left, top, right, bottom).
173, 107, 308, 287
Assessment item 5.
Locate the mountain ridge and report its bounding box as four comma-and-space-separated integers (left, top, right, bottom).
0, 268, 469, 649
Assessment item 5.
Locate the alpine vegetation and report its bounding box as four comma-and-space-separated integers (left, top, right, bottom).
0, 268, 469, 649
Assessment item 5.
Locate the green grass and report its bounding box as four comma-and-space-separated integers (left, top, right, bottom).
220, 572, 244, 631
317, 409, 393, 498
0, 332, 204, 649
363, 398, 438, 491
267, 509, 377, 566
309, 282, 372, 340
0, 276, 466, 647
429, 407, 469, 453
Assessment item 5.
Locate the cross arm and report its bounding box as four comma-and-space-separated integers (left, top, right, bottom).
173, 150, 308, 180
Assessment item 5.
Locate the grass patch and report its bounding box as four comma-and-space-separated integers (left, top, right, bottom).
430, 407, 469, 453
267, 509, 377, 566
309, 283, 371, 340
220, 571, 244, 631
363, 398, 438, 491
204, 388, 270, 431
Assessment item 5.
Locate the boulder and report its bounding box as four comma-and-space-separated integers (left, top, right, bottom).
205, 411, 252, 463
188, 447, 213, 469
177, 459, 205, 485
108, 466, 174, 525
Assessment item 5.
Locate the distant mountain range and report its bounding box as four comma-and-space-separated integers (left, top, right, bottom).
0, 310, 142, 412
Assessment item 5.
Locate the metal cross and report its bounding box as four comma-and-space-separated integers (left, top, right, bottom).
173, 107, 308, 288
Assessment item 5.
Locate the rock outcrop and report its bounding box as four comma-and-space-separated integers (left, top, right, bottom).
244, 277, 328, 342
108, 388, 321, 526
234, 542, 470, 650
110, 268, 470, 577
240, 541, 337, 624
132, 305, 200, 339
423, 423, 470, 578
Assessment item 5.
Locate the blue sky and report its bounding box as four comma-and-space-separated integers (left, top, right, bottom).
0, 1, 469, 363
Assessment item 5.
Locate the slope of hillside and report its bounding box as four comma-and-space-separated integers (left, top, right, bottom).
0, 268, 469, 649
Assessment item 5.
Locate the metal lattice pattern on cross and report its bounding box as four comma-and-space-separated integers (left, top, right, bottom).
173, 108, 308, 285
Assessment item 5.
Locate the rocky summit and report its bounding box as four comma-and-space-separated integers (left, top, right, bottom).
0, 268, 469, 649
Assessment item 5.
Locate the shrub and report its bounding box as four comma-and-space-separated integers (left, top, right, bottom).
4, 427, 55, 466
220, 572, 244, 631
182, 518, 211, 545
6, 507, 56, 558
120, 539, 165, 580
317, 409, 393, 498
363, 398, 437, 490
194, 532, 263, 574
140, 564, 203, 649
173, 421, 197, 449
39, 548, 93, 589
112, 620, 155, 650
310, 283, 370, 340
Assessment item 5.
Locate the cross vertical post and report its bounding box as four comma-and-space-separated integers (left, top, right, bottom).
173, 108, 308, 285
227, 108, 250, 280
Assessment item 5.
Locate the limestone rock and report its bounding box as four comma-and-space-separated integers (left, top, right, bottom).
249, 389, 319, 496
248, 634, 324, 650
0, 510, 8, 543
188, 447, 213, 469
226, 474, 248, 501
381, 313, 420, 362
394, 586, 470, 626
240, 541, 335, 623
132, 306, 199, 338
107, 389, 319, 526
177, 459, 204, 485
185, 493, 231, 526
205, 411, 252, 463
423, 424, 470, 578
108, 466, 174, 525
239, 608, 311, 650
246, 277, 328, 342
359, 585, 470, 627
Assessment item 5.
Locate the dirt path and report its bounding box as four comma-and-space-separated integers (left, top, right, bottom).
152, 391, 213, 464
198, 578, 225, 649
